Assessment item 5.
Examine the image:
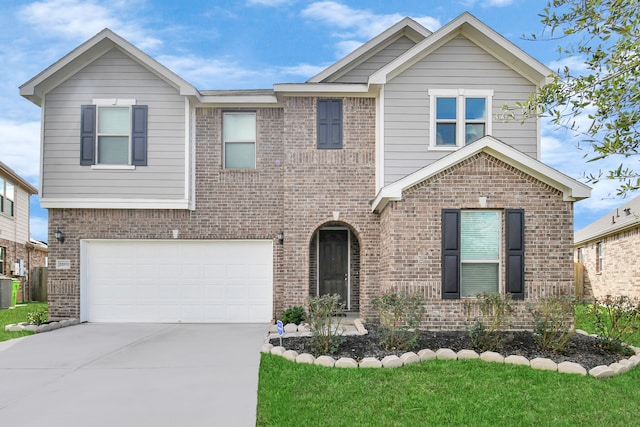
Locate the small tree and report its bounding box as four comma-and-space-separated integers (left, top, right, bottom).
371, 290, 425, 351
306, 294, 345, 354
465, 293, 514, 352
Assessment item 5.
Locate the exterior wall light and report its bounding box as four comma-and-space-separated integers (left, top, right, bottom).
277, 231, 284, 245
55, 228, 65, 244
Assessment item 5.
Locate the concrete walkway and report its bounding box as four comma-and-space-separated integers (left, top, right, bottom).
0, 323, 269, 427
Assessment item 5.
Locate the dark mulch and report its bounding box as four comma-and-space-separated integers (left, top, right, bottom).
270, 327, 636, 371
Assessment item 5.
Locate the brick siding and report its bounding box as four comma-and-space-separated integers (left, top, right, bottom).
378, 153, 575, 329
576, 226, 640, 299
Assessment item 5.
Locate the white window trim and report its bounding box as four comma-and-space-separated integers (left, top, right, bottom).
223, 111, 257, 170
92, 99, 137, 166
428, 89, 493, 151
460, 209, 502, 298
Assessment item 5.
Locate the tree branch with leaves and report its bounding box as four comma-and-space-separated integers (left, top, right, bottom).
506, 0, 640, 195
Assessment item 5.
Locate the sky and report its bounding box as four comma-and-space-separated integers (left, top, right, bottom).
0, 0, 634, 243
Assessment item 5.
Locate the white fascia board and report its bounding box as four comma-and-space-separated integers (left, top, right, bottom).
308, 17, 431, 83
369, 12, 553, 87
371, 136, 591, 213
274, 83, 372, 96
20, 28, 199, 105
39, 198, 192, 210
574, 220, 640, 246
196, 94, 280, 106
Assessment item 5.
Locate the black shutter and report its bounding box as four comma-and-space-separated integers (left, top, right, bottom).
505, 209, 525, 299
80, 105, 96, 165
317, 99, 342, 149
131, 105, 148, 166
442, 209, 461, 299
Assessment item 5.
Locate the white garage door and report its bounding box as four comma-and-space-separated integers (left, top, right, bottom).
80, 240, 273, 323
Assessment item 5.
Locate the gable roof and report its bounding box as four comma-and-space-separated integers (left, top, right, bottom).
371, 135, 591, 213
308, 17, 432, 84
369, 12, 553, 87
20, 29, 199, 106
575, 195, 640, 245
0, 161, 38, 195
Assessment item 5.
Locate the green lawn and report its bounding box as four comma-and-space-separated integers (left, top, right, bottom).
0, 302, 48, 342
257, 304, 640, 426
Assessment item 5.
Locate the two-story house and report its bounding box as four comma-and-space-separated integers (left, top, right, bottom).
20, 12, 590, 327
0, 160, 47, 303
574, 195, 640, 299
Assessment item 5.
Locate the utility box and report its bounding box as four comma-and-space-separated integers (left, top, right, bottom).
0, 277, 12, 309
11, 279, 20, 306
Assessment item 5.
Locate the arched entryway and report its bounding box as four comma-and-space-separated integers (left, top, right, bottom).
308, 222, 360, 312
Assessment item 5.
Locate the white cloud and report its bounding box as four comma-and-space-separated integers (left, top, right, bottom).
0, 119, 41, 184
19, 0, 162, 51
301, 1, 440, 58
158, 54, 322, 88
482, 0, 513, 6
547, 55, 589, 75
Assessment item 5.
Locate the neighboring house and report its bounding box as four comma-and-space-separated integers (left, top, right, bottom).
574, 196, 640, 299
0, 160, 48, 302
20, 12, 590, 328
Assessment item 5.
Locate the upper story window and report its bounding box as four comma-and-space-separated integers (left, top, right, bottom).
577, 247, 585, 263
429, 89, 493, 150
596, 242, 603, 273
0, 178, 14, 217
223, 112, 256, 169
317, 99, 342, 149
80, 99, 148, 168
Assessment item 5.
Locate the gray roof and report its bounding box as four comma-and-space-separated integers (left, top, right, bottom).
574, 195, 640, 245
0, 160, 38, 194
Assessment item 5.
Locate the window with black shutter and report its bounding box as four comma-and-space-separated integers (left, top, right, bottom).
441, 208, 525, 299
80, 103, 148, 166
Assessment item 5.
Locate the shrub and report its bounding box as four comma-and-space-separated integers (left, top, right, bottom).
27, 310, 48, 326
464, 293, 513, 352
281, 306, 305, 325
306, 294, 345, 355
527, 295, 575, 352
587, 295, 640, 351
371, 290, 425, 351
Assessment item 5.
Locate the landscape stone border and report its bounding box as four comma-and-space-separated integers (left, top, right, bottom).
263, 323, 640, 379
4, 318, 80, 334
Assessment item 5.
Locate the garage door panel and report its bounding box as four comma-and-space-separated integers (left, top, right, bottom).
82, 240, 273, 323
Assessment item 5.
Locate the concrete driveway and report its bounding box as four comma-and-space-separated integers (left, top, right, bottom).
0, 323, 269, 427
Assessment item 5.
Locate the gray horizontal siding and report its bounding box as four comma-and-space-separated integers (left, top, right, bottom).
42, 48, 187, 200
334, 36, 416, 83
383, 35, 539, 185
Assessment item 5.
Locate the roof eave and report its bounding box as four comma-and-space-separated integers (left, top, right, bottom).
370, 12, 553, 87
20, 28, 200, 105
308, 17, 432, 83
371, 136, 591, 213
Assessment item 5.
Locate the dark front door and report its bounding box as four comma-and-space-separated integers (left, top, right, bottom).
318, 229, 349, 307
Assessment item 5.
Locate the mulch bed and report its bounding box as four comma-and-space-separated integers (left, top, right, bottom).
271, 327, 636, 370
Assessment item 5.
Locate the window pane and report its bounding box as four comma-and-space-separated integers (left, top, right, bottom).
98, 136, 129, 164
225, 142, 255, 169
223, 113, 256, 141
465, 98, 486, 120
436, 97, 456, 120
461, 263, 499, 297
465, 124, 485, 144
98, 107, 130, 134
436, 123, 456, 145
5, 183, 13, 201
461, 210, 500, 260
